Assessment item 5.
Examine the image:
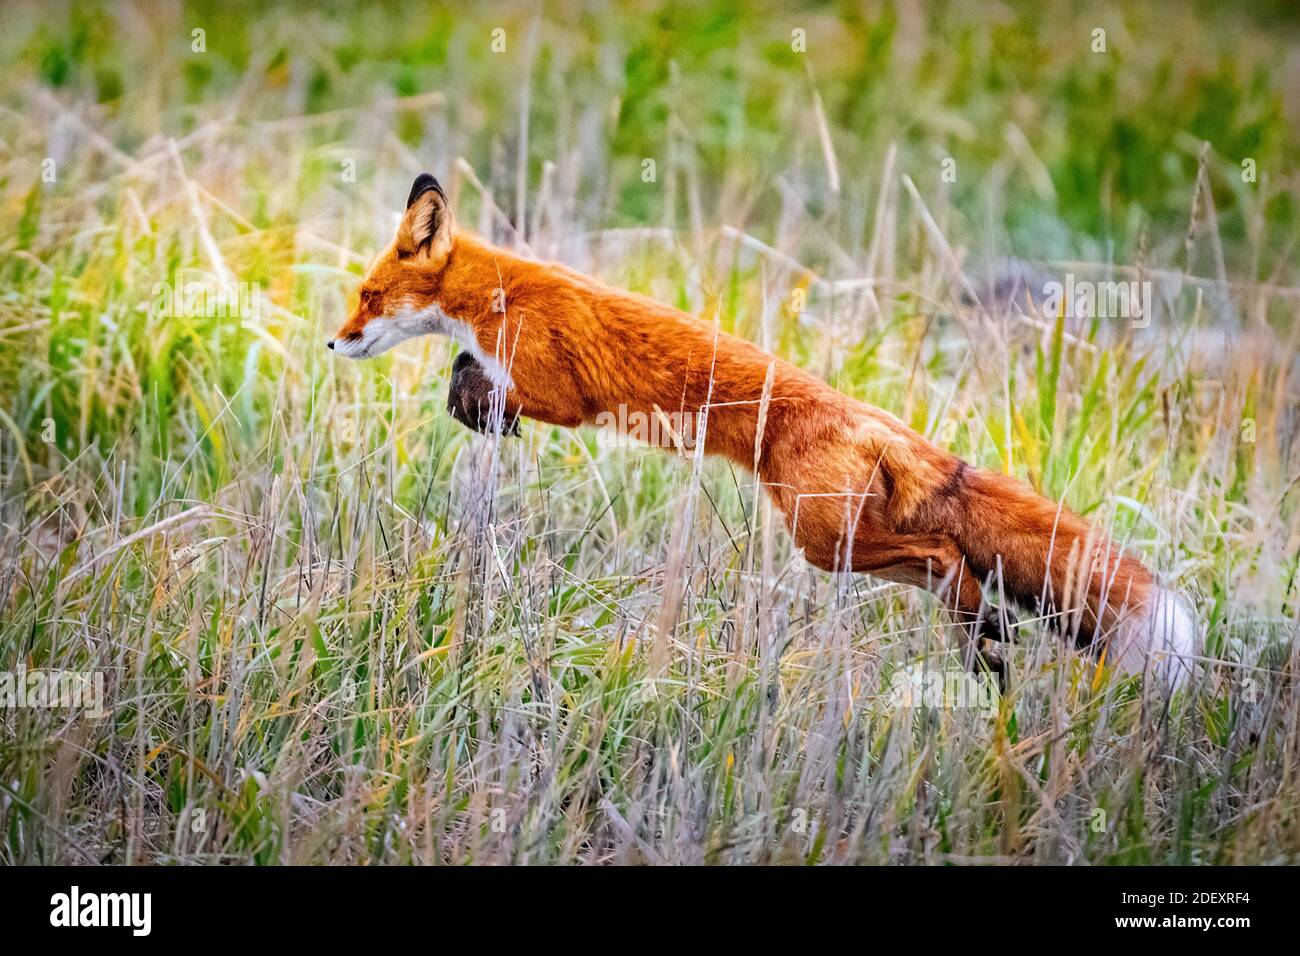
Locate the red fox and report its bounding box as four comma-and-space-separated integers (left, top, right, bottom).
329, 174, 1197, 688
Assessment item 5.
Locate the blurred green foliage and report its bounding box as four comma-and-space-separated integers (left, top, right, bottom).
10, 0, 1297, 269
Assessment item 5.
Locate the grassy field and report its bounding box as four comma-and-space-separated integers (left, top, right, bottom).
2, 0, 1299, 864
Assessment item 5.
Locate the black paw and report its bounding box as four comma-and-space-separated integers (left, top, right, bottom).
973, 604, 1018, 643
965, 606, 1017, 691
447, 352, 519, 436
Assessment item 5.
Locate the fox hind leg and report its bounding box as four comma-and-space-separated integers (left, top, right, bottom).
852, 530, 1013, 680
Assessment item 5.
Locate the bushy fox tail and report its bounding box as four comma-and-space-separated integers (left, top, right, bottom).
954, 468, 1197, 689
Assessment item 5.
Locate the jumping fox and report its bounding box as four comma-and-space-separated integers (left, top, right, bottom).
329, 174, 1197, 688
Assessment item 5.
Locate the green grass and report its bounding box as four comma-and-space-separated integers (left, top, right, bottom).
1, 0, 1298, 864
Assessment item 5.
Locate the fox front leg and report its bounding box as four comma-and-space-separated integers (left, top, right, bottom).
447, 351, 521, 436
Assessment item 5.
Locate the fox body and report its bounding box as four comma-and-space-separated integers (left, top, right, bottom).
330, 174, 1196, 687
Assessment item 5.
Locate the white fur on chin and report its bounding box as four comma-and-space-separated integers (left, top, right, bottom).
330, 302, 515, 389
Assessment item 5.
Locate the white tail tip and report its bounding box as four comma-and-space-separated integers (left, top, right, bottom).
1109, 588, 1198, 691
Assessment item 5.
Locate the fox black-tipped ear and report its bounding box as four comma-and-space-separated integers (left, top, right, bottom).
406, 173, 446, 210
398, 173, 452, 259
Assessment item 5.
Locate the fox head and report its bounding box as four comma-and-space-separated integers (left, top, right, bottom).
327, 174, 460, 359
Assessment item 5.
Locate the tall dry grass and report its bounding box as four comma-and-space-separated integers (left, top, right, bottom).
1, 0, 1298, 863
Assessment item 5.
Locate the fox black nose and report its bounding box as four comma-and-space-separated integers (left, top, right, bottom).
326, 339, 335, 350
